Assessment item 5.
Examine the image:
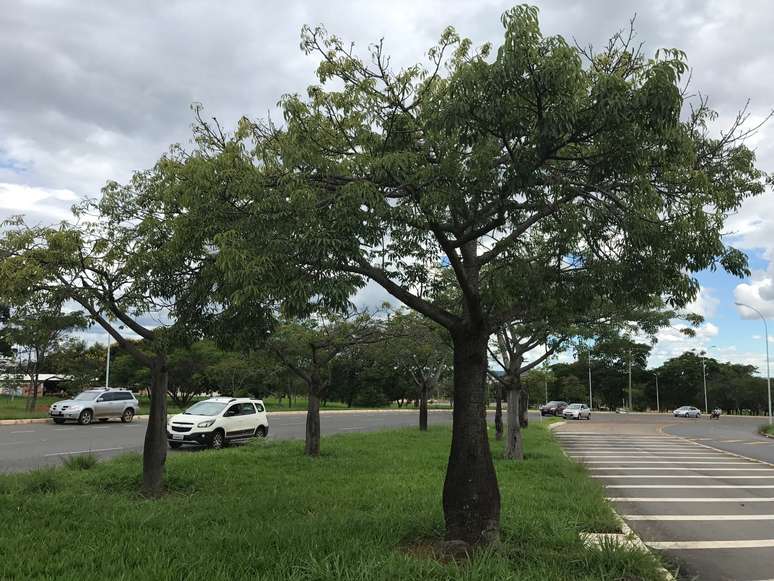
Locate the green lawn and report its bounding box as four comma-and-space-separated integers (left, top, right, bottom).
0, 425, 664, 580
760, 424, 774, 437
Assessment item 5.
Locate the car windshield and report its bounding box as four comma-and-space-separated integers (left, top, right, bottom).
184, 401, 227, 416
74, 391, 100, 401
546, 401, 561, 406
567, 404, 582, 409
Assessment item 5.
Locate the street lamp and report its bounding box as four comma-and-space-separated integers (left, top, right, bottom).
587, 345, 593, 410
735, 302, 772, 425
653, 372, 659, 413
628, 348, 632, 410
104, 325, 124, 389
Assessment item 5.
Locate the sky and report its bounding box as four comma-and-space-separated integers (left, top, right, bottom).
1, 0, 773, 371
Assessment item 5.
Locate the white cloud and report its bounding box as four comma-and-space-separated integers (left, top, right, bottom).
0, 182, 77, 222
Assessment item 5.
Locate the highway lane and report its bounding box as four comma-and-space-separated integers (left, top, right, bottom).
0, 409, 549, 473
557, 413, 774, 581
0, 409, 455, 473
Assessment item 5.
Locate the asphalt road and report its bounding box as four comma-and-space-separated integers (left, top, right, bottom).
0, 409, 466, 473
556, 412, 774, 581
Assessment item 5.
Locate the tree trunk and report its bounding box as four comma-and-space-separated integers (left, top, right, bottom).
494, 384, 504, 441
504, 376, 524, 461
419, 383, 428, 431
142, 359, 168, 497
518, 388, 529, 428
305, 384, 321, 457
443, 329, 500, 546
27, 380, 39, 412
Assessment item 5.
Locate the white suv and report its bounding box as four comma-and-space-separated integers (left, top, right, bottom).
167, 397, 269, 449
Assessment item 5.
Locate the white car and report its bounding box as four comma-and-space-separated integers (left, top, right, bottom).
563, 403, 591, 420
673, 405, 701, 418
167, 397, 269, 449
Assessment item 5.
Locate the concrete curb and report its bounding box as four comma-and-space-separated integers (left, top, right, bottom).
0, 417, 51, 425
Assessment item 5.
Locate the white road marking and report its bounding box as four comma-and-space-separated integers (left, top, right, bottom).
590, 467, 769, 471
584, 461, 749, 464
647, 540, 774, 550
44, 447, 124, 457
568, 453, 726, 460
624, 514, 774, 521
607, 484, 774, 489
608, 497, 774, 502
341, 427, 366, 431
592, 475, 774, 479
719, 440, 745, 443
9, 430, 35, 434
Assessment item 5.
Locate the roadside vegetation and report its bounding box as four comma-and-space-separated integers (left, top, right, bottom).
759, 424, 774, 437
0, 425, 664, 580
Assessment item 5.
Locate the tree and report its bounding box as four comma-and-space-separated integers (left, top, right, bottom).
1, 298, 85, 411
266, 313, 381, 456
384, 312, 452, 430
137, 7, 763, 544
47, 339, 105, 393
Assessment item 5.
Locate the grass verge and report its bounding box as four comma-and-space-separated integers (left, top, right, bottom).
760, 424, 774, 437
0, 425, 663, 580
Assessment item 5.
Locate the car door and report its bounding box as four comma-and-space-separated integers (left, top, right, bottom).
222, 404, 242, 439
94, 392, 111, 417
239, 403, 259, 436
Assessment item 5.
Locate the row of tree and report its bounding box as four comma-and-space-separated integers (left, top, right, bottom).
0, 6, 765, 547
530, 349, 769, 414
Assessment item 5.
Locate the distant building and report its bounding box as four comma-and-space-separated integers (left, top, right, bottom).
0, 374, 72, 397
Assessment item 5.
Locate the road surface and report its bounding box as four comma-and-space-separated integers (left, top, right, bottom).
557, 412, 774, 581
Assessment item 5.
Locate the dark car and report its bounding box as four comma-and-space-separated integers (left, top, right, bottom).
540, 400, 568, 416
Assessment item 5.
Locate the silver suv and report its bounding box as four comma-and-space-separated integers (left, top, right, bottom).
49, 388, 139, 425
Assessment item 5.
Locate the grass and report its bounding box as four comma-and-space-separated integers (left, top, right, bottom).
0, 424, 664, 580
760, 424, 774, 437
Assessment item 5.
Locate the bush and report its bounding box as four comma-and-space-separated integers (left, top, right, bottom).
63, 453, 98, 471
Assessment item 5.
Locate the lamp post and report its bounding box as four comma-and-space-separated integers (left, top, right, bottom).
587, 345, 593, 410
628, 348, 632, 410
654, 372, 659, 413
735, 302, 772, 425
701, 352, 708, 414
105, 330, 111, 389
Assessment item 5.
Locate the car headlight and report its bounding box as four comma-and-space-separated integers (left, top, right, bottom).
197, 419, 215, 428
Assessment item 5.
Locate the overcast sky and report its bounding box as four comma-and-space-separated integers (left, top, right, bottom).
2, 0, 773, 370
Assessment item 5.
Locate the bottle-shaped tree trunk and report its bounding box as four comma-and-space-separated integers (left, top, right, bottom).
442, 328, 500, 545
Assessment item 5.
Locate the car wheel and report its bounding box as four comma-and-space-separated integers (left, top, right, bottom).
121, 408, 134, 423
53, 418, 65, 424
210, 430, 225, 449
255, 425, 268, 438
78, 409, 93, 425
169, 442, 183, 449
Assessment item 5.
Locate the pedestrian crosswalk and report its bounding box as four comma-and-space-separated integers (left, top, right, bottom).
556, 429, 774, 581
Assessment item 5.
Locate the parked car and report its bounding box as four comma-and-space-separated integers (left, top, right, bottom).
673, 405, 701, 418
49, 388, 138, 425
540, 400, 568, 416
563, 403, 591, 420
167, 397, 269, 449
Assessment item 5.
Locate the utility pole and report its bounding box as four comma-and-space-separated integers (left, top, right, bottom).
588, 346, 593, 410
702, 354, 708, 414
654, 372, 660, 413
105, 329, 111, 389
628, 348, 632, 410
